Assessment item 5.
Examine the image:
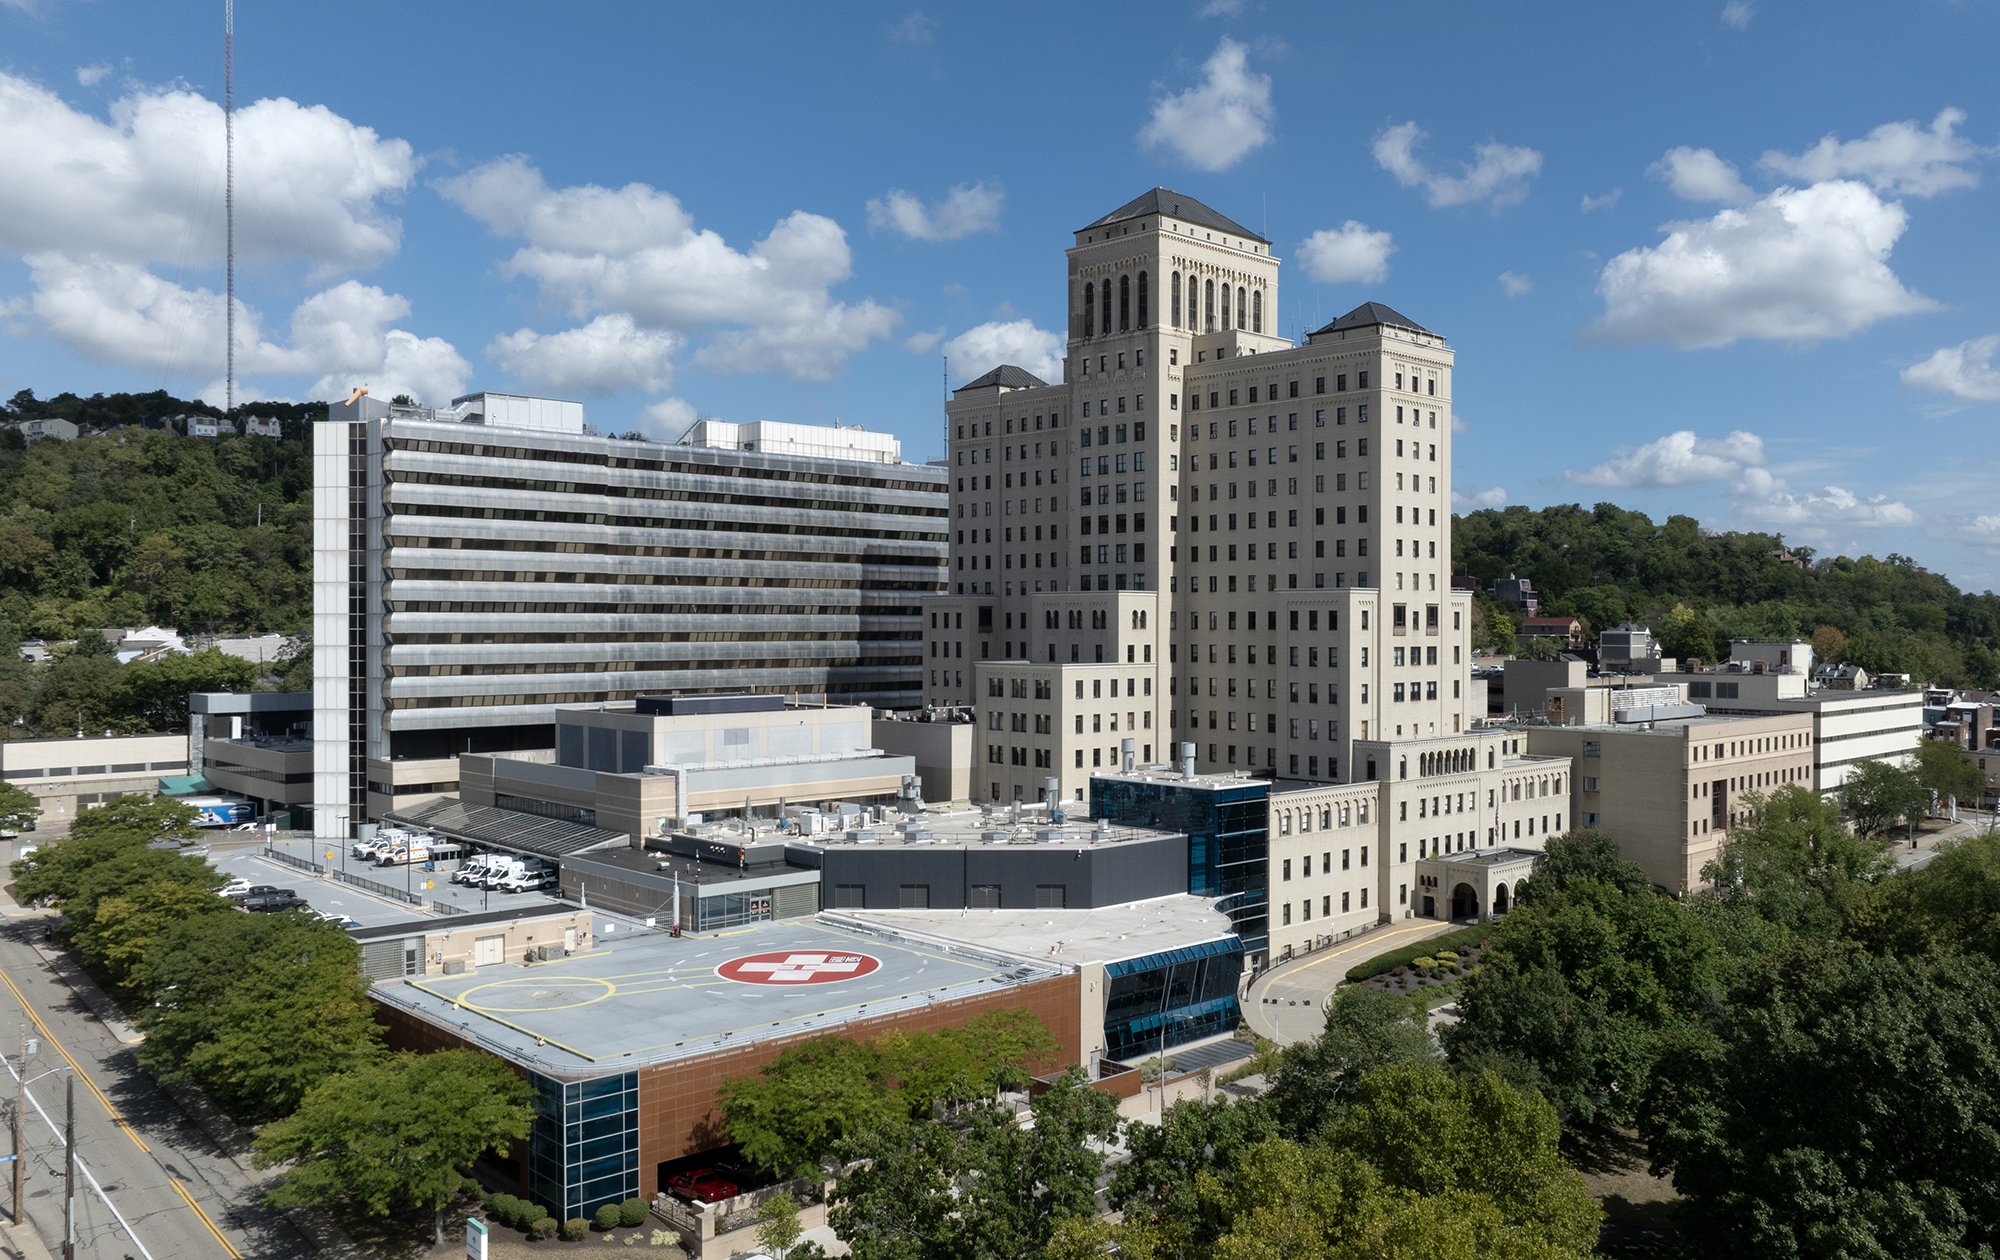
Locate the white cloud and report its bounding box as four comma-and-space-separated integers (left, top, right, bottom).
1581, 188, 1622, 212
1588, 180, 1936, 349
1566, 429, 1768, 488
1296, 221, 1394, 285
1453, 486, 1507, 511
1450, 414, 1468, 434
23, 254, 468, 405
1721, 1, 1754, 30
866, 182, 1003, 242
487, 314, 680, 396
1372, 121, 1543, 209
943, 319, 1062, 386
890, 11, 935, 42
1902, 334, 2000, 402
1649, 146, 1752, 203
903, 327, 945, 354
1199, 0, 1246, 14
1138, 38, 1274, 173
74, 63, 111, 87
637, 397, 698, 439
1732, 467, 1916, 532
0, 71, 414, 274
438, 155, 896, 384
1759, 108, 1985, 197
1499, 271, 1532, 297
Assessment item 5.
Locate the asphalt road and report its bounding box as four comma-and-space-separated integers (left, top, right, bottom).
208, 845, 557, 930
0, 917, 319, 1259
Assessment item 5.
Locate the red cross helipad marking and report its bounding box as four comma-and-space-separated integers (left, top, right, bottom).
716, 951, 882, 985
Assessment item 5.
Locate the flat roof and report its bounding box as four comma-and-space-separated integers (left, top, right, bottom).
570, 844, 813, 890
801, 808, 1184, 851
373, 915, 1065, 1075
1089, 768, 1272, 789
351, 901, 588, 944
1427, 847, 1541, 870
833, 895, 1235, 968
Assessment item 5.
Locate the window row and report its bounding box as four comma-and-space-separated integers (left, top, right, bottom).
1168, 274, 1263, 334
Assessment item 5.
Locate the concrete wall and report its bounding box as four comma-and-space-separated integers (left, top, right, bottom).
870, 717, 974, 803
0, 732, 188, 834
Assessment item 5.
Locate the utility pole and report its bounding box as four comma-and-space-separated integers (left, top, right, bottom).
9, 1031, 22, 1228
62, 1073, 75, 1260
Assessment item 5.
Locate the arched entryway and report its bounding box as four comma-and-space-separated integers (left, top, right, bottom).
1451, 883, 1479, 921
1493, 883, 1511, 915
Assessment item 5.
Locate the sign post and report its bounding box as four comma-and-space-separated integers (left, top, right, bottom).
465, 1217, 488, 1260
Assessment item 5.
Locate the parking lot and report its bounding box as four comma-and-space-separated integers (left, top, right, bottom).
210, 839, 565, 930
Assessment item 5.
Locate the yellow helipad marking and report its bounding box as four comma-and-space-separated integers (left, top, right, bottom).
453, 975, 617, 1012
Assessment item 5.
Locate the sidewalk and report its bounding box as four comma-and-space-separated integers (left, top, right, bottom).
1242, 918, 1457, 1045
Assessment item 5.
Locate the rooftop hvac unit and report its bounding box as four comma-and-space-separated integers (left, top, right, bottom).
980, 830, 1009, 844
1036, 829, 1068, 842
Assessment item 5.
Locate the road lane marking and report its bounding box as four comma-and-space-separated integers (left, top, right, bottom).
171, 1177, 243, 1258
0, 966, 149, 1153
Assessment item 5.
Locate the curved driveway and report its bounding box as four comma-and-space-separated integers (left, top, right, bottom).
1244, 919, 1458, 1047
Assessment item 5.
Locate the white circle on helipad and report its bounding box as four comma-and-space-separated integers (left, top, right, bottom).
716, 950, 882, 985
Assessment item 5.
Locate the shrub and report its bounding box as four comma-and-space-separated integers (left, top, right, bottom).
529, 1216, 558, 1240
564, 1218, 591, 1241
460, 1176, 484, 1201
649, 1228, 677, 1246
1346, 924, 1494, 982
523, 1203, 550, 1227
619, 1197, 650, 1227
595, 1203, 623, 1231
488, 1193, 522, 1228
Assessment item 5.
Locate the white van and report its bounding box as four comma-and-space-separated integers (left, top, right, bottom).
497, 866, 557, 894
453, 854, 500, 886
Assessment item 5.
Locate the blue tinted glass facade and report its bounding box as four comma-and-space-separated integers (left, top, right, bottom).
528, 1071, 640, 1222
1091, 776, 1269, 952
1102, 937, 1245, 1060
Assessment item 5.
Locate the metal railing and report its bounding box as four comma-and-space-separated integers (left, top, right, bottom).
260, 844, 427, 905
432, 900, 467, 916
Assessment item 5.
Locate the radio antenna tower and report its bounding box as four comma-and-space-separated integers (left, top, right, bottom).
224, 0, 235, 419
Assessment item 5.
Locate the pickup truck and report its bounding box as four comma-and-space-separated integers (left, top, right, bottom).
240, 889, 308, 913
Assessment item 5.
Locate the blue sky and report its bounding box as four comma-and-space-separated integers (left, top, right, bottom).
3, 1, 1998, 584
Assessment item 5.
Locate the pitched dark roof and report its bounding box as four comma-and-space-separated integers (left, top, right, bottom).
1081, 188, 1266, 244
1312, 301, 1434, 337
955, 364, 1050, 393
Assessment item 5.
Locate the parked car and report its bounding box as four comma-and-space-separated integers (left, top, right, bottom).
218, 877, 252, 897
229, 883, 284, 900
497, 869, 557, 894
313, 910, 362, 929
666, 1170, 739, 1204
241, 890, 307, 913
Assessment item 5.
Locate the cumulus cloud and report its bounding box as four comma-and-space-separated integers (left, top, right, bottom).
637, 397, 698, 439
1759, 108, 1986, 197
1453, 486, 1507, 511
1138, 39, 1274, 172
0, 71, 414, 274
1499, 271, 1532, 297
903, 327, 945, 354
1567, 426, 1915, 537
75, 63, 111, 87
1373, 121, 1543, 209
1650, 146, 1753, 203
1567, 429, 1768, 488
943, 319, 1062, 385
1200, 0, 1246, 14
1581, 188, 1622, 212
439, 155, 896, 386
1296, 221, 1394, 284
866, 182, 1003, 241
1721, 1, 1753, 30
1902, 334, 2000, 402
1587, 180, 1936, 349
488, 314, 680, 396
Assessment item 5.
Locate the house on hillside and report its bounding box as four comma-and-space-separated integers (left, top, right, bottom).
1518, 616, 1584, 649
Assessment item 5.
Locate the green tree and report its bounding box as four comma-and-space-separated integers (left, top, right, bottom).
1812, 623, 1847, 663
876, 1007, 1060, 1115
75, 877, 234, 986
1518, 826, 1652, 903
1912, 738, 1985, 809
52, 631, 117, 659
754, 1191, 805, 1260
720, 1034, 898, 1181
1838, 757, 1929, 838
1701, 783, 1894, 938
1642, 944, 2000, 1259
111, 647, 257, 729
1109, 1093, 1279, 1248
1263, 987, 1434, 1144
255, 1050, 532, 1245
0, 781, 40, 833
1660, 602, 1718, 665
1850, 830, 2000, 964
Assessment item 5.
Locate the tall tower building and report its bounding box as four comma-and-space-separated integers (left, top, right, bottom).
924, 189, 1470, 808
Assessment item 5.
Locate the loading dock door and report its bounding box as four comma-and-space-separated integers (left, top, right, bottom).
475, 934, 504, 967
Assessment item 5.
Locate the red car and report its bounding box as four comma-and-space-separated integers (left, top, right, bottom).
667, 1170, 739, 1204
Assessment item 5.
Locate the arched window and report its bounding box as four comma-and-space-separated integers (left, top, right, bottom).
1119, 273, 1130, 331
1100, 280, 1111, 335
1171, 272, 1181, 327
1137, 271, 1149, 328
1220, 284, 1230, 331
1083, 282, 1094, 337
1237, 286, 1247, 330
1204, 279, 1215, 331
1252, 289, 1262, 333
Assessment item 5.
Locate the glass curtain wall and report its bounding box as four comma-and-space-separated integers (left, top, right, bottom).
528, 1071, 640, 1221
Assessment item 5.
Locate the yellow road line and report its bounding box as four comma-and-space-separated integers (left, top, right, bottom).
171, 1177, 243, 1258
1263, 921, 1452, 985
0, 967, 150, 1153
